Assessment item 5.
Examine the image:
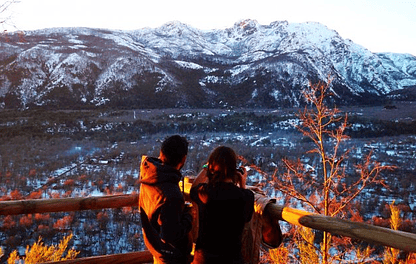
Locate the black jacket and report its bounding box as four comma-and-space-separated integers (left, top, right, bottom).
190, 182, 254, 264
139, 156, 192, 263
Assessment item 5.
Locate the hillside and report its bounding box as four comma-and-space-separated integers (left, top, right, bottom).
0, 19, 415, 109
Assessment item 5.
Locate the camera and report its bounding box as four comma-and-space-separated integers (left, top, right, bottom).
236, 167, 245, 174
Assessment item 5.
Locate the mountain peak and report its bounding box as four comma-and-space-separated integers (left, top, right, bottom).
161, 20, 190, 28
1, 20, 415, 109
234, 19, 259, 28
231, 19, 260, 35
156, 20, 197, 36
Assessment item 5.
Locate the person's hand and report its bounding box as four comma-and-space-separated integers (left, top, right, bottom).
192, 166, 209, 187
246, 185, 265, 195
183, 202, 193, 213
236, 166, 247, 188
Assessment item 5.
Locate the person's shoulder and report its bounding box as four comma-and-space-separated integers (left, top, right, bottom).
242, 187, 255, 201
227, 183, 254, 198
242, 187, 254, 195
163, 187, 185, 205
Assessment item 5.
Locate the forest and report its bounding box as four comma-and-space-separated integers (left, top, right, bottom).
0, 96, 416, 262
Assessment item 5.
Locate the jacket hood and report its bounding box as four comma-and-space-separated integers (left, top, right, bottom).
140, 156, 182, 185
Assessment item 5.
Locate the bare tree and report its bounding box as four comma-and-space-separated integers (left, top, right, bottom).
270, 79, 395, 263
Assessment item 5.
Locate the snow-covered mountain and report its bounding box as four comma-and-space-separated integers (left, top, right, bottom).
1, 19, 415, 109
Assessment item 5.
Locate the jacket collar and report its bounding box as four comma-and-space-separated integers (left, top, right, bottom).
140, 156, 182, 185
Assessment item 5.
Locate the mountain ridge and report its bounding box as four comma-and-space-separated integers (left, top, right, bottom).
1, 19, 415, 109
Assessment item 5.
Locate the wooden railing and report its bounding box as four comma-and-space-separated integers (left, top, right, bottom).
0, 193, 154, 264
1, 187, 416, 263
0, 194, 139, 215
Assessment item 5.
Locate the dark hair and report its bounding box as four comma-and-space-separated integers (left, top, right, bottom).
207, 146, 238, 186
160, 135, 189, 167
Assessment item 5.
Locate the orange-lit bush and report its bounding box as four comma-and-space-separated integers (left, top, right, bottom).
63, 179, 75, 186
28, 169, 37, 177
2, 215, 16, 229
28, 190, 43, 199
35, 213, 50, 222
19, 214, 33, 227
9, 189, 23, 200
53, 216, 73, 230
7, 233, 79, 263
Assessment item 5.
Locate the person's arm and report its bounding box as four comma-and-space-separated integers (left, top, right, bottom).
262, 203, 283, 248
159, 197, 192, 245
190, 182, 208, 204
192, 166, 209, 188
190, 168, 210, 203
244, 189, 255, 223
236, 166, 247, 189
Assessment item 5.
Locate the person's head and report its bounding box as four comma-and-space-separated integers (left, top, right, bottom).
206, 146, 238, 185
159, 135, 189, 169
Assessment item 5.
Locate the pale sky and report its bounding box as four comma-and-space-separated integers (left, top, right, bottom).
3, 0, 416, 56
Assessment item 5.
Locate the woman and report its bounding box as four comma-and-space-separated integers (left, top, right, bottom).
190, 146, 254, 264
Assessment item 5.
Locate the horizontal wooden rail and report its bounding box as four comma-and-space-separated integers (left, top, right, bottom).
0, 194, 138, 215
1, 191, 416, 264
2, 193, 416, 252
43, 250, 153, 264
267, 204, 416, 252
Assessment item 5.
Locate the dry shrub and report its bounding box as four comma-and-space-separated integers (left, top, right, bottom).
7, 233, 79, 263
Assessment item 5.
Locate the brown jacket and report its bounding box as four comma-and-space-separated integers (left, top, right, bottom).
139, 156, 192, 263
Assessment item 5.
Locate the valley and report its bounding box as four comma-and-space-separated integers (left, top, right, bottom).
0, 103, 415, 259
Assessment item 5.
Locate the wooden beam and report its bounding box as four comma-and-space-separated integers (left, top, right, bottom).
42, 250, 153, 264
266, 204, 416, 252
0, 194, 139, 215
1, 188, 416, 253
0, 179, 194, 216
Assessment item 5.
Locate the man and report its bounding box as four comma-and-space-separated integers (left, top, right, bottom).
139, 135, 193, 264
